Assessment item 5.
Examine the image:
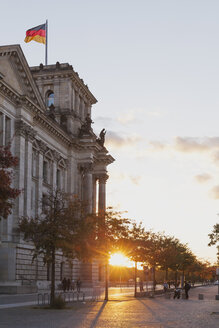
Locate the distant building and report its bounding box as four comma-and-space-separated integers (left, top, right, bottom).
0, 44, 114, 293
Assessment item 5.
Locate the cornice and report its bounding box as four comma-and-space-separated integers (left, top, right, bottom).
31, 65, 97, 105
0, 80, 20, 104
0, 45, 46, 110
33, 112, 72, 147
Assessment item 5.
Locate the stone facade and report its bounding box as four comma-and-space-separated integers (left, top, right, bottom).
0, 45, 114, 293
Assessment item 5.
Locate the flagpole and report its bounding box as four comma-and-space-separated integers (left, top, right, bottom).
45, 19, 48, 65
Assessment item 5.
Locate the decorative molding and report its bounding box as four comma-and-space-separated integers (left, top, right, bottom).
15, 120, 36, 140
98, 174, 109, 184
78, 162, 93, 175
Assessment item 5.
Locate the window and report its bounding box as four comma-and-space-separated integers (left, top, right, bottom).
32, 151, 37, 177
5, 116, 11, 145
46, 91, 54, 108
56, 169, 61, 189
43, 161, 48, 182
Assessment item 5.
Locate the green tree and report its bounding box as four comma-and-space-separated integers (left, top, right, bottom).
93, 207, 132, 300
208, 223, 219, 262
18, 190, 95, 306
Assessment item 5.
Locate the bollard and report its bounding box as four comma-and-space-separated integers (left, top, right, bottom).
44, 293, 50, 305
37, 293, 43, 305
215, 295, 219, 300
198, 294, 204, 300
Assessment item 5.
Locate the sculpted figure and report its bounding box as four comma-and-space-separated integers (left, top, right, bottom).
98, 128, 106, 146
79, 113, 93, 136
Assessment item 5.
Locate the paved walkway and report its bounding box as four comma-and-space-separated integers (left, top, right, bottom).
0, 286, 219, 327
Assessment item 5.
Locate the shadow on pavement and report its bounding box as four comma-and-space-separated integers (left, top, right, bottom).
89, 300, 107, 328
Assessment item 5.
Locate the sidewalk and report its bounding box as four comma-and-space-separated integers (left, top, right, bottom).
0, 287, 135, 309
0, 285, 219, 328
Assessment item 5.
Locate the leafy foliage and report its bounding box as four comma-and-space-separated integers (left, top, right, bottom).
208, 223, 219, 262
18, 190, 96, 305
0, 144, 20, 220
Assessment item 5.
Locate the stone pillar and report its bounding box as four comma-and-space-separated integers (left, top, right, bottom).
52, 150, 59, 189
24, 129, 35, 217
37, 140, 47, 215
81, 163, 93, 214
80, 100, 85, 121
98, 174, 108, 214
92, 176, 97, 214
53, 79, 60, 108
75, 92, 80, 116
67, 156, 76, 194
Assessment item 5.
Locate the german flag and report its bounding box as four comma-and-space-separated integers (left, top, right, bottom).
24, 23, 46, 44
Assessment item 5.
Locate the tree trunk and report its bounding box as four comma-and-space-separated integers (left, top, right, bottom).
104, 258, 108, 301
175, 271, 178, 286
165, 268, 168, 281
134, 261, 137, 297
50, 248, 56, 306
153, 266, 156, 293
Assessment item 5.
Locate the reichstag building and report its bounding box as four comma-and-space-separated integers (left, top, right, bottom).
0, 44, 114, 293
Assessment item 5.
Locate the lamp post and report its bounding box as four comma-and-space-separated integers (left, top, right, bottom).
134, 261, 137, 297
104, 257, 109, 301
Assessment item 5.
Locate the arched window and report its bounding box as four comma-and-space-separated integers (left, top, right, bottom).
46, 91, 54, 108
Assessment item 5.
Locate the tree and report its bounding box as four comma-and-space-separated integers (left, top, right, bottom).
18, 190, 96, 306
208, 223, 219, 263
93, 207, 132, 300
0, 144, 20, 220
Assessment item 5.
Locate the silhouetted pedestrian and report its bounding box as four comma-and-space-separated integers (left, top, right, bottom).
67, 278, 71, 291
184, 281, 191, 299
62, 277, 67, 292
76, 278, 81, 292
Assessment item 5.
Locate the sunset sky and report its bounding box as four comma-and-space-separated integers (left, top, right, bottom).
1, 0, 219, 262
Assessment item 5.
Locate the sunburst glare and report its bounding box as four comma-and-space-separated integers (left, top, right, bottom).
109, 253, 134, 268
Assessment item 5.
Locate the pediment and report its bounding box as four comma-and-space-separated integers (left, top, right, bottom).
45, 149, 54, 160
58, 158, 66, 168
32, 139, 41, 151
0, 44, 45, 110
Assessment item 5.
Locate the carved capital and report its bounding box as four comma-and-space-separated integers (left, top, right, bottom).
15, 120, 36, 140
52, 150, 60, 162
38, 140, 47, 154
98, 174, 109, 184
78, 162, 93, 175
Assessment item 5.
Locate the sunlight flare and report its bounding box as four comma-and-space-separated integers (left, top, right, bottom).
109, 252, 134, 267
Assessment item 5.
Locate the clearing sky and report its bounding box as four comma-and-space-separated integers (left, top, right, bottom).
1, 0, 219, 262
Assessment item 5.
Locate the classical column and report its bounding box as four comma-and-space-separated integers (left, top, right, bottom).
36, 140, 47, 215
75, 92, 80, 116
52, 150, 60, 189
92, 176, 97, 213
81, 163, 93, 214
24, 128, 36, 217
14, 121, 33, 219
80, 100, 85, 121
98, 174, 108, 214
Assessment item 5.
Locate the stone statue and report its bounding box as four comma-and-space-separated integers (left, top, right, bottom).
79, 113, 93, 136
97, 128, 106, 146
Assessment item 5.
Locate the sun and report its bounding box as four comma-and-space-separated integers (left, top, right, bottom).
109, 253, 134, 268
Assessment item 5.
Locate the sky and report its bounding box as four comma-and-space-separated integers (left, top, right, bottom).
1, 0, 219, 263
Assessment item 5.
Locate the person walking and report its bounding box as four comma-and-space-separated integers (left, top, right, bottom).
184, 281, 191, 299
163, 282, 168, 293
62, 277, 67, 292
67, 278, 71, 291
76, 278, 81, 293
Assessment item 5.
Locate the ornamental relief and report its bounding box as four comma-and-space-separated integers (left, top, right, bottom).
78, 162, 93, 175
15, 120, 36, 140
